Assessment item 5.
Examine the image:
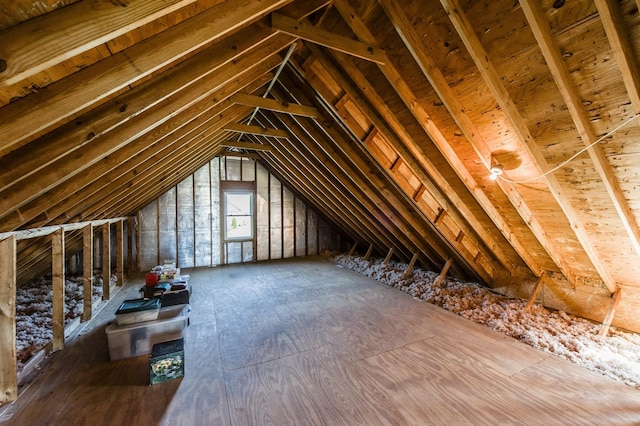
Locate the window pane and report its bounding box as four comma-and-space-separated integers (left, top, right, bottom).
226, 193, 251, 215
226, 215, 252, 239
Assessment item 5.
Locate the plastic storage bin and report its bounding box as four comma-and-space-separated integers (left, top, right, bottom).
115, 298, 161, 326
106, 304, 190, 361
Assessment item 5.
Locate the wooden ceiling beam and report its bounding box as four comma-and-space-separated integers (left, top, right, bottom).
270, 79, 477, 277
223, 122, 289, 139
230, 92, 318, 118
306, 45, 526, 278
0, 51, 280, 229
521, 0, 640, 266
376, 0, 544, 278
332, 0, 497, 281
0, 0, 196, 87
271, 12, 386, 64
440, 0, 616, 292
219, 141, 273, 152
0, 26, 293, 194
58, 78, 270, 222
0, 0, 292, 156
38, 103, 251, 228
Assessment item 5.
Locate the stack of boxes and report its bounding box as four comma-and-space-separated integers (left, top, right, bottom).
106, 261, 190, 384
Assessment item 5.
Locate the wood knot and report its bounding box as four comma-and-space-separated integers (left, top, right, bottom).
0, 59, 6, 73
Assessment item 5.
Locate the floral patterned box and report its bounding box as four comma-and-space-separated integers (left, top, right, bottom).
149, 338, 184, 385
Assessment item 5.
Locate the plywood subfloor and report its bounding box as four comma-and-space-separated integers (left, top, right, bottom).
2, 257, 639, 425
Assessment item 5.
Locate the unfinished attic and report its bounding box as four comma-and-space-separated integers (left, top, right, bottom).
2, 0, 640, 423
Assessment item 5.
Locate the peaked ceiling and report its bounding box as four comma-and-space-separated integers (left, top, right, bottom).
2, 0, 640, 301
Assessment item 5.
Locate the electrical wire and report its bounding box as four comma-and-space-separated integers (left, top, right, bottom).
498, 113, 640, 184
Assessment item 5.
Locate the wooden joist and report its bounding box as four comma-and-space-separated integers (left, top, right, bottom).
116, 220, 124, 287
383, 247, 394, 265
220, 141, 273, 152
224, 122, 289, 139
364, 243, 374, 260
271, 12, 387, 64
102, 223, 111, 301
230, 92, 318, 118
348, 241, 358, 256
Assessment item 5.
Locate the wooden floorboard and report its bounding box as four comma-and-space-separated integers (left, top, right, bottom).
2, 256, 639, 425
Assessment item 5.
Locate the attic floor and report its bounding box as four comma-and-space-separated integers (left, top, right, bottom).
2, 256, 639, 425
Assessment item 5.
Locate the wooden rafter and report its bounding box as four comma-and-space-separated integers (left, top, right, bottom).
0, 51, 282, 229
595, 0, 640, 111
0, 0, 291, 156
0, 0, 196, 87
377, 0, 546, 277
520, 0, 640, 261
331, 0, 519, 282
439, 0, 617, 292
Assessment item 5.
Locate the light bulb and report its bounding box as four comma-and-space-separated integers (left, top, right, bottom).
489, 164, 503, 181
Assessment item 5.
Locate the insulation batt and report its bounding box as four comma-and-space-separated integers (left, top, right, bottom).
332, 254, 640, 389
15, 274, 115, 368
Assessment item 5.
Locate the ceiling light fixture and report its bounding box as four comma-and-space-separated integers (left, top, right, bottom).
489, 164, 503, 181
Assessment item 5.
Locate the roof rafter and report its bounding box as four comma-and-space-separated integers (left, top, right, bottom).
377, 0, 547, 278
440, 0, 616, 292
0, 0, 196, 87
520, 0, 640, 262
0, 0, 292, 156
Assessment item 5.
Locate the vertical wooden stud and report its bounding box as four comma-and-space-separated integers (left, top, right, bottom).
599, 287, 622, 336
116, 220, 123, 287
82, 224, 93, 322
383, 247, 394, 265
102, 223, 111, 300
293, 194, 297, 257
52, 228, 65, 352
364, 243, 374, 260
525, 272, 546, 311
127, 217, 134, 276
0, 236, 17, 403
434, 258, 453, 287
136, 211, 142, 272
404, 252, 419, 277
348, 241, 358, 256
